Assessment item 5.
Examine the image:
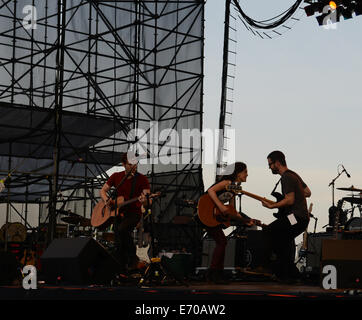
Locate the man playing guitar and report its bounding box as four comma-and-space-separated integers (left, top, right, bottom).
261, 151, 311, 283
100, 152, 150, 275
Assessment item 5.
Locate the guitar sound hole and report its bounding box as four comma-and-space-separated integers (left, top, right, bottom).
215, 214, 228, 222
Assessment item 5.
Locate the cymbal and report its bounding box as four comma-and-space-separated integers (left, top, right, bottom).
343, 197, 362, 205
61, 214, 91, 227
57, 209, 75, 216
175, 198, 197, 208
337, 186, 362, 192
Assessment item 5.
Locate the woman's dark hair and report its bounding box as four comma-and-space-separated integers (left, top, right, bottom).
219, 162, 247, 182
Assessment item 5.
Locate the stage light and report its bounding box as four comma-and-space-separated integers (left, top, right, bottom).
341, 7, 354, 19
329, 1, 337, 10
305, 4, 316, 16
304, 2, 325, 16
306, 0, 362, 25
352, 2, 362, 15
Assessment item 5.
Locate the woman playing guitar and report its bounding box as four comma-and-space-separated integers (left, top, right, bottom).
202, 162, 259, 284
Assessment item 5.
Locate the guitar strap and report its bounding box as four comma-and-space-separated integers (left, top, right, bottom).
129, 172, 139, 199
271, 178, 281, 195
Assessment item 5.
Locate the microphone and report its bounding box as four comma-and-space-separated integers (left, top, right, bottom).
341, 165, 351, 178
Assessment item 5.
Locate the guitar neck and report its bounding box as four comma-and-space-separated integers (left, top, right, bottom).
119, 192, 160, 209
121, 197, 139, 208
240, 190, 275, 204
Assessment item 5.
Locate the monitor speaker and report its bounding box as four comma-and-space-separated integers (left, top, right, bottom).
0, 250, 21, 285
40, 237, 121, 285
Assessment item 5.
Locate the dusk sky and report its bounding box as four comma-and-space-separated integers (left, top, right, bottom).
1, 1, 361, 238
203, 0, 362, 235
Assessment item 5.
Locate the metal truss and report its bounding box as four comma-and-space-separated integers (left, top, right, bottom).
0, 0, 205, 245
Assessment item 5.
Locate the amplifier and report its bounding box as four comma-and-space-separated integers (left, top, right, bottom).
305, 232, 341, 274
201, 237, 244, 268
321, 240, 362, 289
200, 230, 269, 269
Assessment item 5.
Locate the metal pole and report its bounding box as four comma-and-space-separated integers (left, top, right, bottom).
5, 145, 12, 252
48, 0, 67, 245
216, 0, 231, 180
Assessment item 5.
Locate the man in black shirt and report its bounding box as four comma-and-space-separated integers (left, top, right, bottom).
261, 151, 311, 283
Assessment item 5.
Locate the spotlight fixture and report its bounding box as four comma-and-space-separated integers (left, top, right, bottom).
341, 6, 354, 19
304, 3, 324, 16
329, 1, 338, 10
305, 0, 362, 25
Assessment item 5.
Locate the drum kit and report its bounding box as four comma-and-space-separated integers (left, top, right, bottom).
0, 209, 117, 270
57, 209, 115, 247
0, 222, 27, 243
330, 185, 362, 231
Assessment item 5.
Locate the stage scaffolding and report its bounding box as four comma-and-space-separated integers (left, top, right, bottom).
0, 0, 205, 246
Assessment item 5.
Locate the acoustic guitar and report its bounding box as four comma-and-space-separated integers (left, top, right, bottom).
197, 191, 264, 228
91, 192, 160, 229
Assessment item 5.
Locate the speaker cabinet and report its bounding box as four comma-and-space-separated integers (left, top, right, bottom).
160, 253, 193, 280
201, 237, 244, 268
245, 230, 272, 269
0, 251, 21, 285
40, 237, 121, 285
201, 231, 266, 269
321, 240, 362, 289
305, 232, 339, 274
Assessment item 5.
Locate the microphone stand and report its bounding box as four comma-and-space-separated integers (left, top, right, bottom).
328, 170, 344, 207
311, 215, 318, 234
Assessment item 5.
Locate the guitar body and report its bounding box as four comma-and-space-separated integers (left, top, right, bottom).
197, 194, 239, 228
91, 192, 161, 229
91, 196, 125, 229
271, 191, 288, 219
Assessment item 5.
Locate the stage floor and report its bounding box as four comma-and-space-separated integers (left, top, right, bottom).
1, 280, 361, 301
